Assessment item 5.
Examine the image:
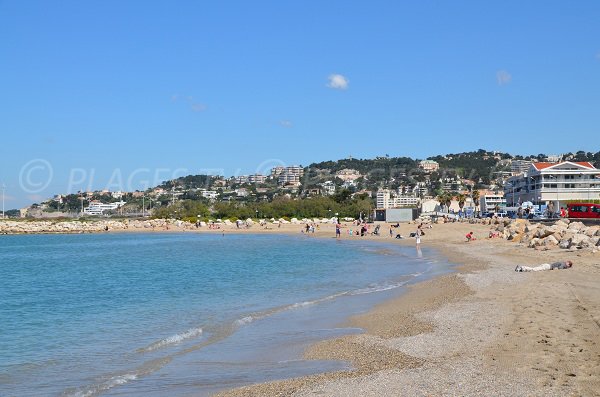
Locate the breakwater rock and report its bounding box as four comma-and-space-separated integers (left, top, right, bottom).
493, 218, 600, 251
0, 219, 196, 234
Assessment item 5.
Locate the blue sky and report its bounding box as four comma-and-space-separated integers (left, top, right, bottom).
1, 1, 599, 208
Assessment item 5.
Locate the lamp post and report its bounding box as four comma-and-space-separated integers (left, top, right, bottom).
255, 209, 258, 220
1, 184, 5, 219
142, 195, 145, 217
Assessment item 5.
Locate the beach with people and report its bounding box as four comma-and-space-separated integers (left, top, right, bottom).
208, 220, 599, 397
2, 217, 598, 396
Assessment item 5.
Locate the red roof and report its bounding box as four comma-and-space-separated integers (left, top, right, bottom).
532, 161, 594, 170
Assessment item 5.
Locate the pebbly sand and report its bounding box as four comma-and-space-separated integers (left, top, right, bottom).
203, 221, 600, 397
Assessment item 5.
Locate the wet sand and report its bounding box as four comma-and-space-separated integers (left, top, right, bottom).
210, 221, 600, 396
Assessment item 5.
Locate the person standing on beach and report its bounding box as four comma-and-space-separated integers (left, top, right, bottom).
415, 225, 421, 246
335, 222, 341, 238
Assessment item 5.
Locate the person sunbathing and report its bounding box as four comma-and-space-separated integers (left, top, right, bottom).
515, 261, 573, 272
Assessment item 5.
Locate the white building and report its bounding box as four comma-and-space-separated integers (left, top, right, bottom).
321, 181, 336, 196
510, 160, 532, 175
83, 200, 126, 215
376, 189, 391, 209
335, 169, 361, 182
248, 174, 266, 184
504, 161, 600, 208
377, 189, 419, 208
277, 166, 304, 185
235, 175, 249, 184
235, 188, 249, 197
199, 190, 219, 200
479, 194, 507, 214
395, 196, 420, 207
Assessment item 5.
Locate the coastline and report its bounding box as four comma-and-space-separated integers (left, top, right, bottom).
4, 220, 599, 395
213, 222, 600, 396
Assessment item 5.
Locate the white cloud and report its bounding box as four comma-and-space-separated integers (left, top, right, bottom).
496, 70, 512, 86
171, 94, 207, 112
280, 120, 293, 128
191, 103, 207, 112
327, 74, 349, 90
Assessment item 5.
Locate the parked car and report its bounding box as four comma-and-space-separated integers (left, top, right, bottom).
567, 203, 600, 219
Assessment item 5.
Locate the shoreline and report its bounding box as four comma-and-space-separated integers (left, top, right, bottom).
4, 220, 599, 395
213, 222, 600, 396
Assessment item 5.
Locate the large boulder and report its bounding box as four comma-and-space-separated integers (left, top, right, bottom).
584, 226, 599, 237
535, 226, 554, 239
543, 235, 559, 246
569, 234, 589, 248
525, 223, 539, 233
568, 221, 586, 232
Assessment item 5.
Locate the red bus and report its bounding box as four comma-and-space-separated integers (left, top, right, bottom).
567, 203, 600, 219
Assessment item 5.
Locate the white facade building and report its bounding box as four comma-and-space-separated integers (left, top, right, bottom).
83, 200, 126, 215
321, 181, 336, 196
479, 194, 507, 214
377, 189, 419, 208
335, 169, 361, 182
510, 160, 532, 175
376, 189, 391, 209
276, 166, 304, 185
200, 190, 219, 200
248, 174, 266, 184
504, 161, 600, 207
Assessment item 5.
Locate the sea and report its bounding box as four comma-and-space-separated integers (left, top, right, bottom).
0, 232, 452, 397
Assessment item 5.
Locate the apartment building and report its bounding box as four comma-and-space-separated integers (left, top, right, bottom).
504, 161, 600, 207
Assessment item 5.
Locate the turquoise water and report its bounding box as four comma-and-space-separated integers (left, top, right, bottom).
0, 233, 450, 396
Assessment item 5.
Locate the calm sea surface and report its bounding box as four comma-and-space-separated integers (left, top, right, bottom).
0, 233, 451, 396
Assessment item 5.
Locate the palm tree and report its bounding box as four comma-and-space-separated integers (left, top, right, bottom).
437, 192, 453, 213
457, 193, 466, 216
436, 193, 446, 212
472, 190, 480, 217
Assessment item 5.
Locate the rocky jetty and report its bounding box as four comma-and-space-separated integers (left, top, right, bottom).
0, 219, 197, 234
493, 218, 600, 252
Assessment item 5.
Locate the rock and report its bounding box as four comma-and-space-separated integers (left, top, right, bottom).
525, 224, 539, 233
554, 219, 569, 227
559, 239, 570, 249
543, 235, 559, 246
584, 226, 599, 237
568, 221, 586, 232
569, 234, 589, 248
535, 227, 554, 239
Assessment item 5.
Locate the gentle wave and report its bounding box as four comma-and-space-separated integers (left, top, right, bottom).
139, 327, 204, 353
230, 275, 419, 331
66, 373, 138, 397
64, 357, 171, 397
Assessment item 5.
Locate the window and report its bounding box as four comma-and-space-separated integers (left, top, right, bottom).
592, 206, 600, 214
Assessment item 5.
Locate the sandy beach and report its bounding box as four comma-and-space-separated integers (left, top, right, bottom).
204, 221, 600, 397
2, 218, 598, 395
